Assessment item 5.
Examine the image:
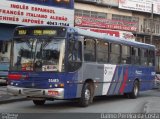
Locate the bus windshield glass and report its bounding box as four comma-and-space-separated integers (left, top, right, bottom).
11, 37, 65, 72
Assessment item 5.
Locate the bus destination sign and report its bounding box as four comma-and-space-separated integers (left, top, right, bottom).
17, 29, 57, 36
33, 30, 57, 35
14, 27, 68, 37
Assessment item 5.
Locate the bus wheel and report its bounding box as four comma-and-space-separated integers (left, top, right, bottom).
79, 83, 93, 107
33, 100, 46, 105
128, 80, 139, 99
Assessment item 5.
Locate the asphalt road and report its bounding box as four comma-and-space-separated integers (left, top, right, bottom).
0, 90, 160, 113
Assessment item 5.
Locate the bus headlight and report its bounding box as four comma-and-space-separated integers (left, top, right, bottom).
54, 84, 58, 87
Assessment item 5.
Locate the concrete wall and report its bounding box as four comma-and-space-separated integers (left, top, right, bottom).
75, 3, 132, 17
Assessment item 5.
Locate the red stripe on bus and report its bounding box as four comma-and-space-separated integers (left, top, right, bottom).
119, 68, 128, 94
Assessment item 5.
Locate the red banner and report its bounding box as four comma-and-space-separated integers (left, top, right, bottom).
75, 16, 138, 32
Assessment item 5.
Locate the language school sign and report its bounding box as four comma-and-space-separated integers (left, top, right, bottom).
75, 16, 138, 32
0, 0, 74, 26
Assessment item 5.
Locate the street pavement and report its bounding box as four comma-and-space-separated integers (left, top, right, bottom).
0, 86, 26, 104
0, 85, 160, 113
143, 89, 160, 113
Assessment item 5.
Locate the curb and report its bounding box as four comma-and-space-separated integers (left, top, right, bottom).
0, 97, 28, 105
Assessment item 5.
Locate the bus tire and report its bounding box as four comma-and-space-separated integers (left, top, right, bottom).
128, 80, 139, 99
79, 83, 93, 107
33, 100, 46, 105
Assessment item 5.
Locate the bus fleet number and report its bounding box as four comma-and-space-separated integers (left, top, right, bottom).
48, 79, 59, 83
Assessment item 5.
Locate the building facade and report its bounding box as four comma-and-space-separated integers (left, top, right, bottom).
0, 0, 74, 62
75, 0, 160, 72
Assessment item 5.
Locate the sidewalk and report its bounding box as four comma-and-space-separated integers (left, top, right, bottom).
0, 86, 26, 104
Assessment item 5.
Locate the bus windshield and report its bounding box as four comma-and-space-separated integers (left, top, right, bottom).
11, 37, 65, 72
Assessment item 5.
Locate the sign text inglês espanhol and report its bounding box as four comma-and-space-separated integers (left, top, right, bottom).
0, 0, 74, 26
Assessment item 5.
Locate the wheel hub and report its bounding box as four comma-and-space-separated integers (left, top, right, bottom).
134, 84, 138, 96
85, 89, 90, 101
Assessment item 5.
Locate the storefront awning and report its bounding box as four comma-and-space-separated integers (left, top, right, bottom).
0, 24, 17, 41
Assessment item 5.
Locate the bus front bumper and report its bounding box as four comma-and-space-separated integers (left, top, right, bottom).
7, 85, 64, 99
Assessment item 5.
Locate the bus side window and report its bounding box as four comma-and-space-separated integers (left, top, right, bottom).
121, 45, 131, 64
97, 40, 108, 63
84, 38, 96, 62
141, 49, 148, 66
67, 40, 82, 72
148, 50, 155, 66
109, 43, 120, 64
131, 47, 140, 65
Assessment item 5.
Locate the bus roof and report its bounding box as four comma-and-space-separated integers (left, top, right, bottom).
74, 27, 155, 50
14, 25, 155, 50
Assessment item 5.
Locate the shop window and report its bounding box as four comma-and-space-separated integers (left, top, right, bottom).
156, 24, 160, 34
97, 12, 107, 19
0, 41, 8, 53
83, 10, 90, 17
75, 9, 83, 16
156, 56, 160, 72
91, 11, 97, 18
5, 42, 8, 52
112, 14, 139, 22
75, 9, 107, 18
0, 41, 2, 52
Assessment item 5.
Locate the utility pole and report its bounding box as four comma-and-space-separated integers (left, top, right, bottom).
150, 3, 154, 44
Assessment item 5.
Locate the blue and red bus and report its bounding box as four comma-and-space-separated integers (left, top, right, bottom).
7, 26, 155, 106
